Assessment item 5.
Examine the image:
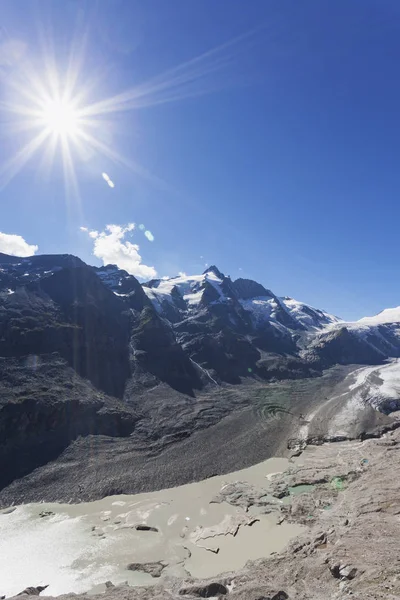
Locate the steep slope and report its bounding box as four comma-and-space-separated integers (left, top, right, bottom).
0, 263, 131, 398
306, 306, 400, 368
0, 354, 138, 491
94, 264, 152, 311
142, 268, 315, 382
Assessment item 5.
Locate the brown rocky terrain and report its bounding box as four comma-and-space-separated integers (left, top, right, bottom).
5, 426, 400, 600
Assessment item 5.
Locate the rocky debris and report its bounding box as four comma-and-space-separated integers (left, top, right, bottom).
339, 565, 357, 580
179, 582, 228, 597
287, 440, 305, 458
284, 488, 334, 524
313, 531, 327, 546
330, 563, 357, 580
16, 587, 48, 596
127, 562, 167, 578
268, 479, 289, 499
189, 513, 258, 544
211, 482, 278, 511
135, 524, 159, 532
254, 594, 288, 600
38, 511, 54, 518
6, 431, 400, 600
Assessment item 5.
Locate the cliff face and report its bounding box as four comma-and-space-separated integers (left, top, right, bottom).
0, 354, 138, 491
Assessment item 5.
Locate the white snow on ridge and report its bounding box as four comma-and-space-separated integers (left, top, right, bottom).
357, 306, 400, 326
323, 306, 400, 334
241, 294, 341, 332
144, 271, 225, 312
280, 297, 341, 330
240, 297, 280, 324
351, 359, 400, 410
376, 360, 400, 404
318, 306, 400, 354
144, 269, 343, 332
184, 289, 203, 305
143, 286, 176, 314
328, 359, 400, 437
348, 365, 380, 391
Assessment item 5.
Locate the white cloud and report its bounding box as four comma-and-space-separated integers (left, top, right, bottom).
0, 232, 38, 257
82, 223, 156, 279
144, 230, 154, 242
80, 226, 98, 239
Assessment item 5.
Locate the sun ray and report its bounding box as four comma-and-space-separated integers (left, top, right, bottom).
80, 29, 257, 118
60, 135, 84, 223
0, 25, 262, 194
38, 130, 59, 182
0, 128, 50, 189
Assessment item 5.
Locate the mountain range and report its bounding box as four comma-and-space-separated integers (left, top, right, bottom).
1, 251, 400, 505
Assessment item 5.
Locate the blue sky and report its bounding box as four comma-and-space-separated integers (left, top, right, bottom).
1, 0, 400, 320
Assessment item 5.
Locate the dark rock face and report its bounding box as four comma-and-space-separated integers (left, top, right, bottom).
16, 586, 48, 596
179, 583, 228, 597
305, 327, 384, 368
233, 277, 274, 300
0, 354, 138, 490
0, 265, 131, 398
257, 354, 320, 380
130, 307, 202, 395
94, 264, 152, 312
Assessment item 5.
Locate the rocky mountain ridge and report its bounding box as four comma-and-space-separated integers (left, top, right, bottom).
2, 251, 400, 504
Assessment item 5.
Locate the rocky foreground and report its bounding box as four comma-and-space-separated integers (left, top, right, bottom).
7, 427, 400, 600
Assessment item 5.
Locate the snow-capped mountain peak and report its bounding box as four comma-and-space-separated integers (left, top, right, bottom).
142, 269, 229, 320
357, 306, 400, 325
140, 268, 341, 334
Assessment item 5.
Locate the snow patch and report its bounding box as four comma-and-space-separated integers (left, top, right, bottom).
280, 297, 341, 330
358, 306, 400, 326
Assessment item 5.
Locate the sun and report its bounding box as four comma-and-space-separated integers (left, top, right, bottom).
40, 98, 80, 138
0, 29, 250, 193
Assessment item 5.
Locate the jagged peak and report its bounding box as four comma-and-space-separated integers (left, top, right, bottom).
232, 278, 273, 300
203, 265, 225, 279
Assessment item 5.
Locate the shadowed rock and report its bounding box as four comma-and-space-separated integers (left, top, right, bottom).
16, 586, 48, 596
179, 582, 228, 597
127, 561, 167, 578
